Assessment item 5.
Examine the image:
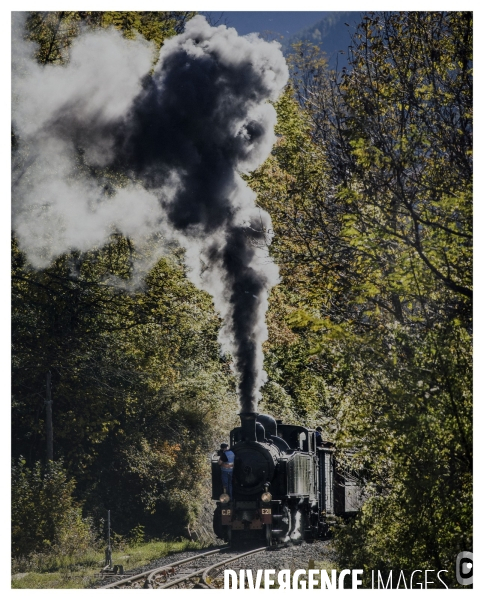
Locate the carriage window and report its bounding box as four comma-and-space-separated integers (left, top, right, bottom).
298, 432, 307, 451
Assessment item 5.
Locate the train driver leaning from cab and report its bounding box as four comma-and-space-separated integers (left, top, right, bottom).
315, 426, 324, 447
218, 443, 234, 500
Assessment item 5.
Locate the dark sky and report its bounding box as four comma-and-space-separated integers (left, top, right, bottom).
201, 11, 328, 37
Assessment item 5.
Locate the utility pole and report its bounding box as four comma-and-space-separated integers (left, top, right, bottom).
45, 371, 53, 462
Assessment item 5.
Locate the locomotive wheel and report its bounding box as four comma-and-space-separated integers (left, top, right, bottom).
319, 520, 330, 539
265, 523, 273, 547
310, 506, 320, 539
212, 506, 224, 540
279, 503, 291, 541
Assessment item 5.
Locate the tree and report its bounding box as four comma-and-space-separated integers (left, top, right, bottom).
248, 86, 345, 423
12, 9, 236, 540
250, 12, 472, 581
12, 235, 235, 534
296, 12, 472, 312
23, 11, 196, 64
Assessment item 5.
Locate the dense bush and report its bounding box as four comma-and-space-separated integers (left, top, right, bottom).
12, 458, 95, 558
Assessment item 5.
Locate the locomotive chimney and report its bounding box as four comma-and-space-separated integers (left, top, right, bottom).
239, 412, 257, 442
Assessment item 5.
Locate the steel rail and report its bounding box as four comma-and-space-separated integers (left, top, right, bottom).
200, 546, 268, 589
99, 548, 222, 589
147, 548, 222, 588
159, 546, 266, 589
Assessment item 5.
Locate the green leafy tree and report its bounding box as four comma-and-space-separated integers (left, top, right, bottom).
250, 11, 472, 581
249, 87, 342, 423
24, 11, 196, 64
12, 235, 235, 535
12, 10, 235, 541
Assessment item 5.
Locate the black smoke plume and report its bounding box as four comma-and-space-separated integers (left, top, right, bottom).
12, 14, 288, 412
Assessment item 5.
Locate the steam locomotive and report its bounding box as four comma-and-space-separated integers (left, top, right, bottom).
212, 412, 362, 546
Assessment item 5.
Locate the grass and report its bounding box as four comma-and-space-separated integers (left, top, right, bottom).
11, 539, 208, 589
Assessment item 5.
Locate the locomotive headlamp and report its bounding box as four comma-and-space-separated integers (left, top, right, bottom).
261, 491, 272, 503
219, 493, 230, 503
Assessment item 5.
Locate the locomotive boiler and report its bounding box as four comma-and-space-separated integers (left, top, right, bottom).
211, 412, 361, 546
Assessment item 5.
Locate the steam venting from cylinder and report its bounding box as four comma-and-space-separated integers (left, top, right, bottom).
11, 14, 289, 412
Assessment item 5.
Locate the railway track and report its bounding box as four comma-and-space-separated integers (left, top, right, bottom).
99, 546, 267, 589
